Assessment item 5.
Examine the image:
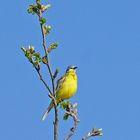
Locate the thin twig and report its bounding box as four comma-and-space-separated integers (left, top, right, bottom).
35, 67, 52, 94
64, 112, 78, 140
38, 10, 55, 95
82, 128, 103, 140
35, 1, 59, 139
64, 104, 79, 140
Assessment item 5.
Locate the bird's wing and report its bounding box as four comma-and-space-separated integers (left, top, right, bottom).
56, 75, 66, 92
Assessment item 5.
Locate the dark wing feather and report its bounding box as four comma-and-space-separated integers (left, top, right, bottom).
56, 75, 66, 92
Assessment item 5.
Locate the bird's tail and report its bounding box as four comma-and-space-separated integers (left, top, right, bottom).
42, 101, 53, 121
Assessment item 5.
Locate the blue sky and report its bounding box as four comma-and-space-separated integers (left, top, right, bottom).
0, 0, 140, 139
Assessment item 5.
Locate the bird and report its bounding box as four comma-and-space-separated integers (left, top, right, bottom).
42, 65, 78, 121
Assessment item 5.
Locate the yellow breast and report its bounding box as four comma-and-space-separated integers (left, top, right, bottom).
56, 72, 77, 102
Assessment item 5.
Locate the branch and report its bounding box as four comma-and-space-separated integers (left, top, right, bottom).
63, 103, 80, 140
64, 112, 78, 140
20, 46, 52, 94
37, 6, 55, 95
25, 1, 103, 140
48, 93, 59, 140
35, 66, 52, 94
35, 1, 59, 140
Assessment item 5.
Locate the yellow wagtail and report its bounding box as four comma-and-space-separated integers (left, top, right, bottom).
42, 65, 78, 121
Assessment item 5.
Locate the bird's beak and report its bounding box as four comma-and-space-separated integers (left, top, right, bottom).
74, 66, 78, 69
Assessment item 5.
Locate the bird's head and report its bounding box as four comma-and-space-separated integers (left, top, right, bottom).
66, 65, 77, 73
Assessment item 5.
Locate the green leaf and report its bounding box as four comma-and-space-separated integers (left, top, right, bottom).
27, 5, 38, 15
43, 25, 51, 35
63, 113, 69, 120
60, 101, 66, 109
36, 0, 41, 4
50, 42, 58, 49
36, 0, 42, 9
33, 53, 40, 58
27, 6, 33, 14
47, 42, 59, 53
60, 101, 70, 110
40, 18, 46, 25
21, 46, 38, 64
44, 4, 51, 10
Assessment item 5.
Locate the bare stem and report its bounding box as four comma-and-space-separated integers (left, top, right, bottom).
35, 67, 52, 94
64, 112, 78, 140
38, 10, 55, 94
35, 1, 59, 139
64, 104, 79, 140
49, 94, 59, 140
